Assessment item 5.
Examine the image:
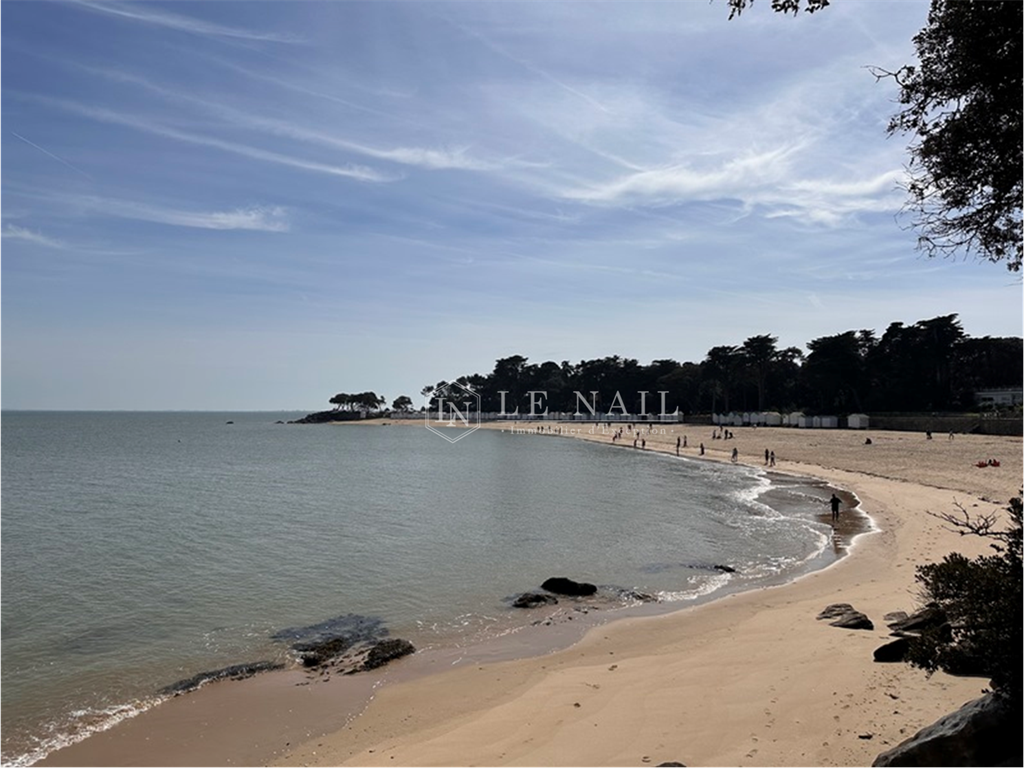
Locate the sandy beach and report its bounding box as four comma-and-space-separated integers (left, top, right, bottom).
275, 422, 1020, 767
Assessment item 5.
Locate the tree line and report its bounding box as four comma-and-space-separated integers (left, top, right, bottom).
407, 314, 1019, 416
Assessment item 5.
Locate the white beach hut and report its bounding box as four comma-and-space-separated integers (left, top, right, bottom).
797, 414, 812, 428
847, 413, 870, 429
764, 411, 783, 426
819, 416, 839, 428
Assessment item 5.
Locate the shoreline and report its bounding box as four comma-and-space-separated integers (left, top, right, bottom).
276, 423, 1017, 767
34, 429, 858, 767
37, 424, 1020, 767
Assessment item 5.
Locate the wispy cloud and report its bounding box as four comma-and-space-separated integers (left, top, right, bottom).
10, 131, 93, 179
449, 18, 611, 115
23, 94, 394, 182
561, 145, 800, 204
82, 67, 502, 172
82, 197, 290, 231
2, 224, 66, 248
68, 0, 303, 44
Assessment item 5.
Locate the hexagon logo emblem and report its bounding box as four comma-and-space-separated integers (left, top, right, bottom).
424, 381, 481, 443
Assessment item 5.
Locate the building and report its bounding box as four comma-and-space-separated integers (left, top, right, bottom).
974, 388, 1023, 408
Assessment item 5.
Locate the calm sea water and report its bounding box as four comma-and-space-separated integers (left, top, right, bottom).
1, 412, 843, 765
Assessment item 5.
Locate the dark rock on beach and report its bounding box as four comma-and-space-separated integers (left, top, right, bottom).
830, 611, 874, 630
873, 637, 911, 663
872, 693, 1019, 766
542, 577, 598, 596
159, 661, 285, 696
817, 603, 874, 630
817, 603, 857, 619
294, 636, 355, 667
712, 564, 737, 574
513, 592, 559, 608
361, 638, 415, 670
886, 603, 948, 637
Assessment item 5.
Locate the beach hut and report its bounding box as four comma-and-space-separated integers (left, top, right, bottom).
797, 414, 812, 428
812, 416, 822, 428
764, 411, 782, 426
819, 416, 839, 429
847, 413, 870, 429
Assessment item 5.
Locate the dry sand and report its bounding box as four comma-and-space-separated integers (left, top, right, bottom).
276, 423, 1021, 767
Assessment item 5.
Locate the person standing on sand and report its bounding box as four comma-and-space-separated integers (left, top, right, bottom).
676, 436, 681, 455
699, 442, 705, 455
731, 447, 738, 463
769, 450, 775, 467
829, 494, 841, 524
765, 448, 770, 465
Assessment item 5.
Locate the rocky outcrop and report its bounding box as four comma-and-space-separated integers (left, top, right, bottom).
159, 661, 284, 696
289, 410, 379, 424
872, 693, 1019, 766
512, 592, 558, 608
887, 604, 948, 637
542, 577, 598, 597
294, 636, 354, 667
362, 639, 415, 670
817, 603, 874, 630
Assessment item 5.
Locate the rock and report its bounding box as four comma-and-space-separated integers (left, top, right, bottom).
816, 603, 874, 630
712, 564, 737, 573
541, 577, 597, 597
883, 611, 909, 624
817, 603, 857, 620
362, 638, 415, 670
872, 693, 1019, 766
830, 611, 874, 630
656, 763, 687, 767
294, 636, 354, 667
873, 637, 911, 663
512, 592, 558, 608
159, 661, 284, 696
887, 604, 948, 636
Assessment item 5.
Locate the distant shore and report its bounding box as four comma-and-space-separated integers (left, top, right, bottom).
40, 424, 1020, 767
275, 424, 1018, 767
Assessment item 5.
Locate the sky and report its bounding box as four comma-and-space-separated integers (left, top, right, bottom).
2, 0, 1021, 411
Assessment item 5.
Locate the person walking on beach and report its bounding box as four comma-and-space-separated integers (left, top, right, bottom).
769, 450, 775, 467
731, 447, 738, 463
829, 493, 841, 524
764, 448, 770, 465
699, 442, 705, 456
676, 436, 681, 455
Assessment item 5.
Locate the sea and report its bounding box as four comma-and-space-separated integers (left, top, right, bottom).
0, 411, 855, 766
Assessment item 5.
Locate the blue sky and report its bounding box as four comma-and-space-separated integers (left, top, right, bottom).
2, 0, 1020, 410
